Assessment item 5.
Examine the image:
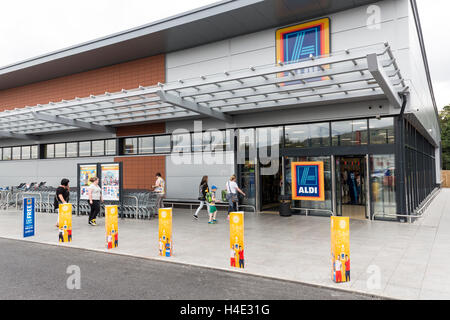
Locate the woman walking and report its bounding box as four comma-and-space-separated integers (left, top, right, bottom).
88, 177, 103, 226
153, 172, 166, 214
193, 176, 209, 220
225, 175, 245, 221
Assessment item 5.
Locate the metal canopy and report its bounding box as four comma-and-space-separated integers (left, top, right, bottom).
0, 43, 407, 138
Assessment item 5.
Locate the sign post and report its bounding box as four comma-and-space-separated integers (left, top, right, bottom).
331, 216, 350, 283
58, 203, 73, 243
158, 208, 173, 257
23, 198, 35, 238
229, 211, 245, 269
105, 205, 119, 249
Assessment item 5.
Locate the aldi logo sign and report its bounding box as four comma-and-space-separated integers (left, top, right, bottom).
276, 18, 330, 64
276, 18, 330, 84
291, 162, 325, 201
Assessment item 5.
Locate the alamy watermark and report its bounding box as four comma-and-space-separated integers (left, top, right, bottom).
66, 265, 81, 290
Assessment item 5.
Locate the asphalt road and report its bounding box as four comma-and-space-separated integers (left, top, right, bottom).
0, 238, 377, 300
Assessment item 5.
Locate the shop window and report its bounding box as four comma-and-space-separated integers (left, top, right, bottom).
123, 138, 137, 155
172, 134, 190, 153
66, 143, 78, 158
154, 135, 171, 154
79, 141, 91, 157
45, 144, 54, 159
332, 120, 368, 146
369, 117, 394, 144
192, 131, 212, 152
285, 123, 329, 148
3, 148, 11, 160
31, 146, 38, 159
0, 148, 2, 160
54, 143, 66, 158
21, 146, 31, 160
92, 140, 105, 156
12, 147, 21, 160
105, 139, 116, 156
138, 137, 154, 154
370, 154, 396, 219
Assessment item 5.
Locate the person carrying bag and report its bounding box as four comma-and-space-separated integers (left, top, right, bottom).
225, 174, 245, 221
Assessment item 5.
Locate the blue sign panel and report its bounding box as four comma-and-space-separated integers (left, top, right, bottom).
23, 198, 35, 238
291, 162, 325, 201
296, 165, 320, 198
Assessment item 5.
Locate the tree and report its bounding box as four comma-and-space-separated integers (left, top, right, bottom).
439, 105, 450, 170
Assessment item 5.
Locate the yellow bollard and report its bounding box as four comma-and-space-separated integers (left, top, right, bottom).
158, 208, 173, 257
331, 216, 350, 283
229, 211, 245, 269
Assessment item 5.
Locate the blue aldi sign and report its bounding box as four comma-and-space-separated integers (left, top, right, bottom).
291, 162, 325, 201
23, 198, 35, 238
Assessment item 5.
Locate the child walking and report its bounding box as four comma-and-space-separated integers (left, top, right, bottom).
206, 185, 219, 224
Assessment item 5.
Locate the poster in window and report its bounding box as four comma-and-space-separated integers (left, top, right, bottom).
101, 163, 120, 201
79, 164, 97, 200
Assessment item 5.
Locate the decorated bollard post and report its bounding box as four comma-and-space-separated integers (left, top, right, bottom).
229, 211, 245, 269
158, 208, 173, 257
58, 203, 73, 243
331, 216, 350, 283
105, 205, 119, 249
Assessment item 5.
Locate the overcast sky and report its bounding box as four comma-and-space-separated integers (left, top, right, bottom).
0, 0, 448, 109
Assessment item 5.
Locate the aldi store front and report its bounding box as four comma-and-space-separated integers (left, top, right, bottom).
0, 0, 440, 222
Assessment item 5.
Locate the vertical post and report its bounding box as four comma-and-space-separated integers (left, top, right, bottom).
158, 208, 173, 257
229, 211, 245, 269
331, 155, 336, 216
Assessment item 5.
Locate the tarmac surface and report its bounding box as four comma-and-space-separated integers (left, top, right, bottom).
1, 188, 449, 299
0, 238, 374, 300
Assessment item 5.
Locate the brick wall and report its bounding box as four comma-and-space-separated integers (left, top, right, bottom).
0, 54, 165, 112
116, 122, 166, 137
115, 156, 165, 190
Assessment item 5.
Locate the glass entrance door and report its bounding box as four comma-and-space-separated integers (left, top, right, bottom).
335, 155, 368, 219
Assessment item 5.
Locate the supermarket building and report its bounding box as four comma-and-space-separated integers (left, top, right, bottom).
0, 0, 440, 221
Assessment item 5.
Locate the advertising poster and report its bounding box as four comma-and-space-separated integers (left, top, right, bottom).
331, 216, 350, 283
158, 208, 173, 257
58, 203, 73, 243
291, 161, 325, 201
229, 211, 245, 269
80, 164, 97, 200
101, 163, 120, 201
105, 205, 119, 249
23, 198, 35, 238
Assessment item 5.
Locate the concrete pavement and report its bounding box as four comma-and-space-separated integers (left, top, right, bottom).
1, 188, 449, 300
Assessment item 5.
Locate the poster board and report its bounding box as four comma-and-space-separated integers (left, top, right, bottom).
79, 164, 98, 200
101, 163, 120, 201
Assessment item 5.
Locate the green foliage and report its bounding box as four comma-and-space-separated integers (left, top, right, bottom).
439, 105, 450, 170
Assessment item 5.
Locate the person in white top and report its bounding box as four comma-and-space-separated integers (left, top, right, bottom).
225, 174, 246, 221
152, 173, 165, 215
88, 177, 103, 226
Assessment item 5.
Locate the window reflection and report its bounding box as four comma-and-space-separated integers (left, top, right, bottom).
285, 123, 329, 148
123, 138, 137, 155
155, 135, 171, 154
369, 118, 394, 144
139, 137, 154, 154
332, 120, 368, 146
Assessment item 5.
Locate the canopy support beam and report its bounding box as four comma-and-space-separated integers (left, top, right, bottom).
156, 90, 233, 123
367, 53, 402, 108
32, 112, 115, 133
0, 130, 40, 141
